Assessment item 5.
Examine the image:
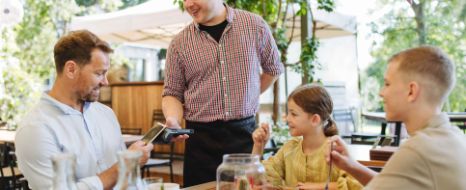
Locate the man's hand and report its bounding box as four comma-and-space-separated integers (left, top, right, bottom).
326, 136, 377, 185
165, 116, 189, 142
128, 141, 154, 165
326, 135, 356, 172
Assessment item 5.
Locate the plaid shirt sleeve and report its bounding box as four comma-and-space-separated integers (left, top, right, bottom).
162, 40, 186, 103
258, 18, 284, 76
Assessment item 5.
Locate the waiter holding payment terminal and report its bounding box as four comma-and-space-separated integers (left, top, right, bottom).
162, 0, 284, 187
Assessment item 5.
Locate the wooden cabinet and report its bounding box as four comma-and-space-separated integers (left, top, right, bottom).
111, 81, 185, 155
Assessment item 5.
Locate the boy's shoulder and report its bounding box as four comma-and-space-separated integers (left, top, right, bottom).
402, 121, 466, 160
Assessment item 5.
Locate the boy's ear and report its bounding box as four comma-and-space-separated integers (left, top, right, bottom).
407, 81, 420, 102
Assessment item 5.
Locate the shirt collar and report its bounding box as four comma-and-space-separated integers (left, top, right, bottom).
42, 93, 91, 115
193, 4, 234, 30
423, 112, 450, 130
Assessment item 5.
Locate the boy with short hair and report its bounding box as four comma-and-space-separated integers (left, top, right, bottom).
329, 46, 466, 189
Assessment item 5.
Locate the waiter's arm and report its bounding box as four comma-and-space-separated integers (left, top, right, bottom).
162, 96, 184, 125
260, 73, 279, 94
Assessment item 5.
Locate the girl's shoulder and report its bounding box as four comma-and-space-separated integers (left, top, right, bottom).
282, 137, 303, 148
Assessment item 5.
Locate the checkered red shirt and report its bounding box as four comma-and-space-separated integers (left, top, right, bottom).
162, 6, 283, 122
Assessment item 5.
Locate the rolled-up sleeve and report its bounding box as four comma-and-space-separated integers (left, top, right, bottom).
162, 39, 186, 103
15, 123, 103, 190
258, 19, 284, 76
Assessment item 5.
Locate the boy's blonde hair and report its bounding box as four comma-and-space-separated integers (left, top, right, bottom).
389, 46, 455, 104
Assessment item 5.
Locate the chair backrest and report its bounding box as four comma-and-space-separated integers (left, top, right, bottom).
332, 108, 357, 136
152, 109, 166, 126
121, 128, 142, 135
332, 108, 356, 126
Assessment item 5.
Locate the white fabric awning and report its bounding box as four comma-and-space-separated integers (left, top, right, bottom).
70, 0, 356, 48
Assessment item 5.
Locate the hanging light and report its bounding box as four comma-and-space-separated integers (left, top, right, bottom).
0, 0, 24, 26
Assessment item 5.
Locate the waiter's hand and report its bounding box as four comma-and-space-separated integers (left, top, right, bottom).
165, 116, 189, 142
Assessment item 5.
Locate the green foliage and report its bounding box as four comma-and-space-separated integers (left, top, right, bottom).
271, 123, 291, 146
363, 0, 466, 112
317, 0, 334, 12
290, 36, 319, 83
0, 57, 41, 128
118, 0, 148, 9
0, 0, 126, 128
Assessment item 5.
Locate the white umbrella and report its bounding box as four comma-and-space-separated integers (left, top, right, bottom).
0, 0, 24, 26
70, 0, 356, 48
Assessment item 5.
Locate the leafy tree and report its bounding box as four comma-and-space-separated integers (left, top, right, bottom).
362, 0, 466, 112
0, 0, 123, 128
119, 0, 149, 9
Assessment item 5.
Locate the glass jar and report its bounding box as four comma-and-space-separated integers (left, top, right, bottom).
114, 150, 145, 190
51, 153, 78, 190
216, 154, 266, 190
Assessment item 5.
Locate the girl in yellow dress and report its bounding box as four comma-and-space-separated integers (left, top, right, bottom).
252, 84, 362, 190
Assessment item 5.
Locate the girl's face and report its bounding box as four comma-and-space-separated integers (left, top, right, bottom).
286, 99, 319, 137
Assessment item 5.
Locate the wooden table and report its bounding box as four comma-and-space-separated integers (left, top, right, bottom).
347, 144, 372, 161
0, 130, 141, 145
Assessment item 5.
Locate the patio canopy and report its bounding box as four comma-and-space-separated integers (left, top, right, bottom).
70, 0, 356, 48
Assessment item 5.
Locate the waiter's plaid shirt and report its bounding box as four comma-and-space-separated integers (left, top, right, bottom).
162, 6, 284, 122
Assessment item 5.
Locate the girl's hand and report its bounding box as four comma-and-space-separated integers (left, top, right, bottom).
297, 182, 336, 190
252, 123, 270, 147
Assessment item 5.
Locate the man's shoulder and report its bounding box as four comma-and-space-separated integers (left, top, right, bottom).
399, 124, 466, 162
232, 8, 265, 26
89, 101, 113, 113
19, 100, 57, 127
171, 23, 196, 45
408, 123, 465, 147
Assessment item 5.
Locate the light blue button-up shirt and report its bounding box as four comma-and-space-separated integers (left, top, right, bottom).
15, 93, 126, 190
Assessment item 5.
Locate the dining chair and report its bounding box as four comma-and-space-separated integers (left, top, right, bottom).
333, 108, 381, 145
141, 142, 174, 182
0, 143, 23, 190
334, 108, 401, 145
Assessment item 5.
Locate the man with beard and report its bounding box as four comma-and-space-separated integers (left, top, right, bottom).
15, 30, 154, 190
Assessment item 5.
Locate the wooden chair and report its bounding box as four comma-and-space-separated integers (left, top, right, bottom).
141, 109, 174, 182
